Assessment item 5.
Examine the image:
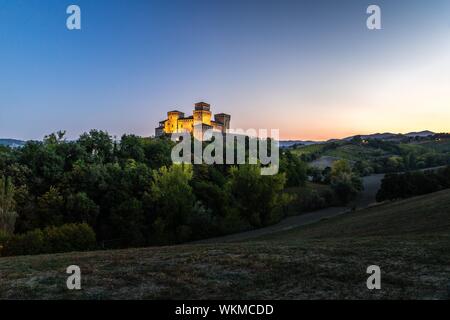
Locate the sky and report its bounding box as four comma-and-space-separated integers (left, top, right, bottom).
0, 0, 449, 141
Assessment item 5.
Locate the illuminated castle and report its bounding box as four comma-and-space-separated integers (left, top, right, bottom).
155, 102, 231, 139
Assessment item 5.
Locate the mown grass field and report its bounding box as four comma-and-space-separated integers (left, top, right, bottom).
1, 190, 449, 300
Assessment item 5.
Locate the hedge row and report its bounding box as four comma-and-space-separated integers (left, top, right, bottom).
0, 223, 96, 256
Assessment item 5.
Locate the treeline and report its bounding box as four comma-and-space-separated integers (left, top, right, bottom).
357, 137, 450, 173
376, 166, 450, 201
0, 130, 310, 255
282, 149, 364, 214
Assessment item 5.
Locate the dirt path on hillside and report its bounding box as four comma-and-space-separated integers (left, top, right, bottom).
353, 173, 384, 208
194, 174, 385, 244
194, 166, 448, 244
193, 206, 350, 244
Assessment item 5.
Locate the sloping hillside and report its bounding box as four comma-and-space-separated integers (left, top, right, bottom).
291, 137, 450, 169
264, 188, 450, 240
1, 190, 449, 299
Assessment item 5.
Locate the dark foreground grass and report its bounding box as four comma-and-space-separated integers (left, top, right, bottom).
1, 190, 449, 300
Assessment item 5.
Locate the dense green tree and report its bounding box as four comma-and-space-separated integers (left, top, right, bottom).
0, 176, 17, 234
109, 198, 146, 247
66, 192, 99, 225
142, 137, 174, 169
118, 134, 146, 163
330, 160, 363, 204
150, 164, 195, 244
18, 141, 65, 194
13, 185, 37, 233
376, 166, 450, 201
37, 186, 64, 227
354, 160, 374, 176
280, 150, 307, 187
227, 165, 288, 227
78, 130, 114, 163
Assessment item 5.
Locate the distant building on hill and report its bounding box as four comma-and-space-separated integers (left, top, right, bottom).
155, 102, 231, 139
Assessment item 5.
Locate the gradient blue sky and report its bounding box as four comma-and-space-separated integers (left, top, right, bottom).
1, 0, 449, 140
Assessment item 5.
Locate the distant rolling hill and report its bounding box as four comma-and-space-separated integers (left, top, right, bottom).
1, 189, 449, 299
0, 139, 25, 148
279, 140, 321, 148
280, 130, 436, 148
404, 130, 435, 138
344, 130, 435, 141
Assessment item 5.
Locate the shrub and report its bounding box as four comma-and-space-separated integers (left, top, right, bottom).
44, 223, 96, 253
3, 229, 46, 256
2, 223, 96, 256
301, 190, 326, 211
286, 187, 335, 215
187, 201, 221, 240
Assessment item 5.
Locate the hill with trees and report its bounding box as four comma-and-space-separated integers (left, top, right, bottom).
291, 133, 450, 175
0, 139, 25, 148
1, 130, 321, 255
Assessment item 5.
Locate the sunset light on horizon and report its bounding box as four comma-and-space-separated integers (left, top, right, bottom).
1, 0, 449, 141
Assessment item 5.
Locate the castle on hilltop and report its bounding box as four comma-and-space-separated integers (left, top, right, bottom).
155, 102, 231, 138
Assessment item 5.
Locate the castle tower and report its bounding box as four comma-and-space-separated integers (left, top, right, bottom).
215, 113, 231, 131
193, 102, 212, 126
166, 110, 184, 133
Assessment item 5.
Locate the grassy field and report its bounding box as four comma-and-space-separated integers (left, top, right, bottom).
1, 190, 449, 300
323, 144, 389, 161
290, 144, 326, 156
290, 142, 390, 161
